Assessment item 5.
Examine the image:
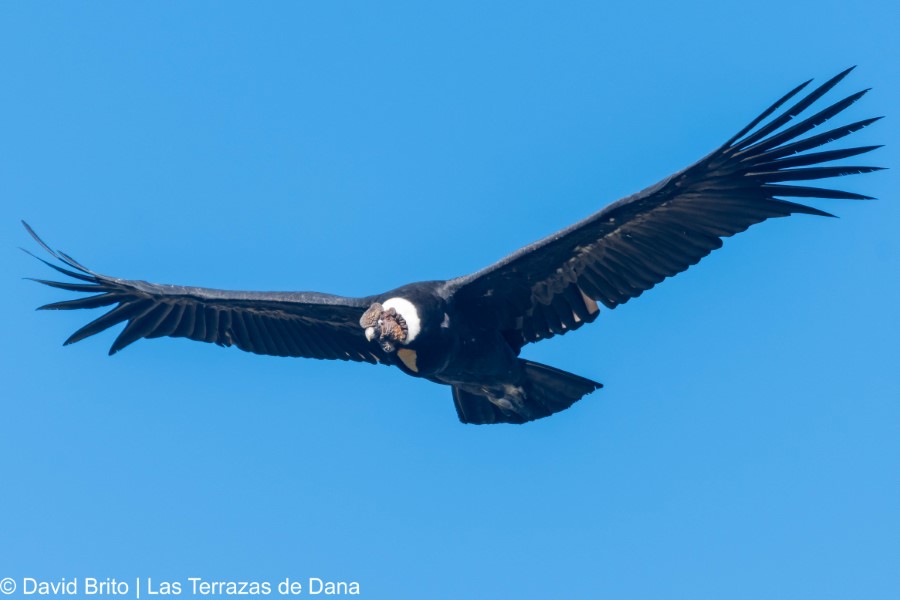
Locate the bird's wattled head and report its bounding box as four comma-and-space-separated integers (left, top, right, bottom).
360, 302, 408, 353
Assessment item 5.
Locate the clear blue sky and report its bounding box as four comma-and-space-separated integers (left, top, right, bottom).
2, 2, 898, 599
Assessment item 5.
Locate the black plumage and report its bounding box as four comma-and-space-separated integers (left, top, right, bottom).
26, 68, 882, 425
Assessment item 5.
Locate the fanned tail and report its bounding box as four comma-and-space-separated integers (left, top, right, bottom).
452, 360, 602, 425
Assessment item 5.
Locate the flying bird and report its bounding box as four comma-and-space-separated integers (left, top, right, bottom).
25, 68, 882, 425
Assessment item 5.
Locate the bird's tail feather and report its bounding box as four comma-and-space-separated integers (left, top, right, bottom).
452, 360, 602, 425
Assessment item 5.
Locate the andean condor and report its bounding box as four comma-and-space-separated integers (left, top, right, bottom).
25, 68, 882, 425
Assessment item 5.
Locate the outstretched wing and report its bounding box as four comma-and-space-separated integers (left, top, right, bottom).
447, 67, 883, 348
24, 223, 388, 364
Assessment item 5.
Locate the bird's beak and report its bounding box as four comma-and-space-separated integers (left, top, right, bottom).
365, 326, 376, 342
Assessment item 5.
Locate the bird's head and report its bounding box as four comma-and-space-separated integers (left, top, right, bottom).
359, 298, 421, 353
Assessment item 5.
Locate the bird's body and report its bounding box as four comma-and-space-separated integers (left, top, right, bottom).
26, 68, 883, 424
344, 281, 600, 423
